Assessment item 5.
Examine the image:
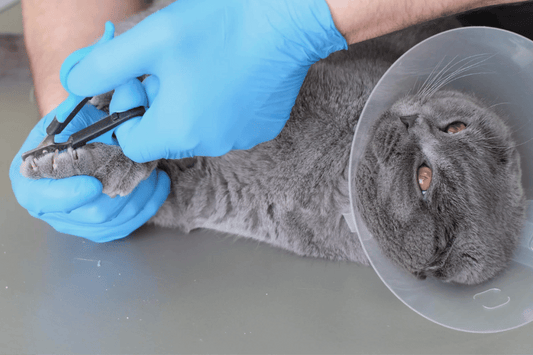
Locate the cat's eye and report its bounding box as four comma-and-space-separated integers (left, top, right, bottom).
445, 121, 466, 134
418, 164, 432, 195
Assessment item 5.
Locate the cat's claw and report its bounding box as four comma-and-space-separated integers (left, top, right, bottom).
52, 149, 59, 170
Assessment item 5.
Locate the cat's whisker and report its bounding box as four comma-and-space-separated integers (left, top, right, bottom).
418, 53, 495, 101
417, 57, 448, 98
418, 55, 473, 99
507, 119, 530, 132
423, 57, 493, 98
487, 102, 512, 110
483, 144, 515, 151
421, 54, 495, 100
512, 137, 533, 148
407, 75, 420, 96
423, 60, 493, 99
422, 55, 473, 92
417, 56, 458, 100
426, 71, 493, 99
481, 140, 528, 151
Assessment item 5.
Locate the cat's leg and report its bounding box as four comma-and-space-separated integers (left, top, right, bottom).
20, 141, 366, 263
20, 143, 158, 198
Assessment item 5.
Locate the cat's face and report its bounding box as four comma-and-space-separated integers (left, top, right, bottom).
355, 90, 526, 285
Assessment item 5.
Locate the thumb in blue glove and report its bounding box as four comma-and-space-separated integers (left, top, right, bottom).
64, 0, 348, 163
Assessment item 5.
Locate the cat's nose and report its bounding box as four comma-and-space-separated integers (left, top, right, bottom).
399, 114, 418, 129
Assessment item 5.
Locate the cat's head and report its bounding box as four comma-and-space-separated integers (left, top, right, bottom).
355, 90, 526, 284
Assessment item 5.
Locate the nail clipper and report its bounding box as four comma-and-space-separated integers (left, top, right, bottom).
22, 97, 145, 161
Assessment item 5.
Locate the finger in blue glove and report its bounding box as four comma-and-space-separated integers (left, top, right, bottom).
65, 0, 348, 162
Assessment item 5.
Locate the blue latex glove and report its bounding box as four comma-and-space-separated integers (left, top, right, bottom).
9, 25, 170, 243
65, 0, 348, 162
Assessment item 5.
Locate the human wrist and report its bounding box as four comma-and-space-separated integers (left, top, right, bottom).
324, 0, 528, 45
297, 0, 348, 61
28, 55, 70, 117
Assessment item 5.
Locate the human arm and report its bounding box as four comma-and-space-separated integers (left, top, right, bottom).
23, 0, 526, 134
21, 0, 150, 117
325, 0, 527, 45
64, 0, 528, 164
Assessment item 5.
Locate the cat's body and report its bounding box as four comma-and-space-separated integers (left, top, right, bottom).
19, 3, 526, 285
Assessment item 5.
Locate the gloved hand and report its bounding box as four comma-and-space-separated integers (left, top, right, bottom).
65, 0, 348, 162
9, 84, 170, 242
9, 25, 170, 243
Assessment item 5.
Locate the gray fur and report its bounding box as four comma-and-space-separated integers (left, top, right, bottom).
18, 2, 526, 284
356, 90, 526, 284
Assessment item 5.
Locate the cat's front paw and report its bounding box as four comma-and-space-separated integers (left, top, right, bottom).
20, 143, 158, 198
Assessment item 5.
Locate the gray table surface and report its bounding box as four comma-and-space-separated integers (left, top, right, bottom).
1, 4, 533, 354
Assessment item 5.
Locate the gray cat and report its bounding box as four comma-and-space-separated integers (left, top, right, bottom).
19, 4, 526, 285
356, 90, 526, 284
